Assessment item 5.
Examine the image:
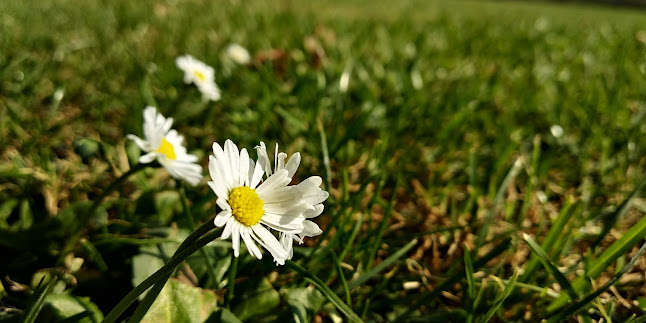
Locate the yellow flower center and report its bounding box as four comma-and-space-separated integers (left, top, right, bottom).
155, 137, 177, 160
193, 70, 206, 82
228, 186, 264, 226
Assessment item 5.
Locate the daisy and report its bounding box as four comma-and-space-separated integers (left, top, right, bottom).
225, 43, 251, 65
255, 142, 328, 260
175, 54, 221, 101
127, 106, 203, 186
208, 140, 319, 265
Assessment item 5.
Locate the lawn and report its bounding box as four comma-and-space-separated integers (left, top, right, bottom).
2, 0, 646, 322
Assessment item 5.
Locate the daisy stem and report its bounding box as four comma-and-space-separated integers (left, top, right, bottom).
285, 260, 364, 323
103, 221, 217, 323
126, 188, 220, 323
180, 184, 218, 288
223, 253, 239, 309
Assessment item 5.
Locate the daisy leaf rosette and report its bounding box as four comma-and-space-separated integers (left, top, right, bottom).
208, 140, 321, 265
127, 106, 203, 186
175, 54, 221, 102
255, 142, 329, 260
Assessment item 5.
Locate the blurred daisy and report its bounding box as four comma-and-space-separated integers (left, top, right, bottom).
255, 142, 328, 260
127, 106, 203, 186
226, 43, 251, 65
176, 54, 221, 101
208, 140, 320, 265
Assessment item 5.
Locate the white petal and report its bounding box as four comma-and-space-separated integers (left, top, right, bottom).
221, 216, 236, 240
256, 169, 290, 196
264, 201, 312, 216
216, 198, 230, 211
260, 214, 304, 234
251, 224, 288, 263
300, 220, 322, 237
241, 227, 262, 260
303, 204, 325, 218
207, 158, 229, 199
296, 176, 324, 195
164, 162, 203, 186
139, 152, 158, 164
305, 191, 330, 206
284, 152, 301, 178
214, 210, 232, 227
126, 134, 152, 151
232, 223, 241, 257
276, 152, 287, 171
254, 142, 272, 177
250, 160, 264, 189
225, 140, 241, 187
280, 233, 294, 259
261, 186, 300, 203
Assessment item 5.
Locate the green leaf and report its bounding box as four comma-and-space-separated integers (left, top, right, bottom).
464, 247, 475, 301
206, 308, 243, 323
479, 270, 518, 323
348, 238, 417, 289
548, 212, 646, 312
141, 279, 217, 323
232, 277, 280, 321
520, 200, 577, 282
42, 294, 104, 323
522, 233, 577, 300
131, 228, 188, 299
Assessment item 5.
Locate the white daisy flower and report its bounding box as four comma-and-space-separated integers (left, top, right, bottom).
208, 140, 320, 265
255, 142, 328, 260
175, 54, 221, 102
127, 106, 203, 186
226, 43, 251, 65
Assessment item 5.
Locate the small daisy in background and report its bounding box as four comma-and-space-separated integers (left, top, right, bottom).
127, 106, 203, 186
207, 139, 326, 265
176, 54, 221, 101
225, 43, 251, 65
255, 142, 328, 260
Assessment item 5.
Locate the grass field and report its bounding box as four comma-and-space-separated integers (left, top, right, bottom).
2, 0, 646, 322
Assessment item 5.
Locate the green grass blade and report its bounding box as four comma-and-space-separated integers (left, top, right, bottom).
549, 177, 646, 311
332, 251, 352, 306
348, 238, 418, 290
286, 260, 363, 323
365, 175, 400, 270
549, 240, 646, 322
522, 233, 577, 300
520, 200, 577, 282
592, 176, 646, 249
464, 247, 476, 301
549, 207, 646, 311
22, 276, 58, 323
396, 238, 512, 322
475, 158, 522, 250
479, 270, 518, 323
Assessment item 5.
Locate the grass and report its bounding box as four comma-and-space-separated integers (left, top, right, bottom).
2, 0, 646, 321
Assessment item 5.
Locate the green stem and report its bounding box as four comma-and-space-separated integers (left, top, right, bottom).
103, 221, 217, 323
224, 254, 239, 309
126, 189, 219, 323
180, 185, 218, 288
285, 260, 363, 323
